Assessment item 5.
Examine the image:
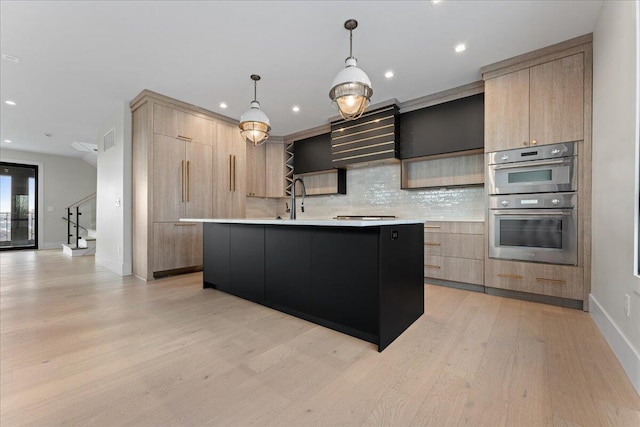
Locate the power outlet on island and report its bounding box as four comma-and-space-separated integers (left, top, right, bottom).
623, 294, 630, 318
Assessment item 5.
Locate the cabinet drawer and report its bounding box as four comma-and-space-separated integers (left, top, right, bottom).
424, 255, 484, 285
485, 259, 583, 300
424, 233, 484, 260
424, 221, 484, 235
153, 104, 214, 145
153, 222, 203, 272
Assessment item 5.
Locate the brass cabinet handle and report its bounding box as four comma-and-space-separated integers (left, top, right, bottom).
181, 160, 185, 202
186, 160, 191, 202
174, 223, 197, 226
531, 139, 538, 145
497, 273, 523, 280
536, 277, 566, 285
425, 264, 441, 269
229, 155, 233, 191
177, 135, 193, 141
424, 225, 441, 229
232, 155, 237, 192
425, 242, 441, 246
523, 141, 528, 146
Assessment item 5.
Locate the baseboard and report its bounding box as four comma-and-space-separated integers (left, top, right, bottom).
95, 256, 133, 276
40, 242, 63, 250
589, 294, 640, 396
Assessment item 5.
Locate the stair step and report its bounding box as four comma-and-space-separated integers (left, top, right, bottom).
62, 243, 96, 257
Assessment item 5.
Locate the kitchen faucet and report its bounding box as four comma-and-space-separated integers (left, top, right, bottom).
289, 178, 306, 219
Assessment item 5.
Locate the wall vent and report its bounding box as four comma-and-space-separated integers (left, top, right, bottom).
103, 128, 115, 152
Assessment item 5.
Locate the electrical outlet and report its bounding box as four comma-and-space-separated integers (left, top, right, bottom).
624, 294, 631, 318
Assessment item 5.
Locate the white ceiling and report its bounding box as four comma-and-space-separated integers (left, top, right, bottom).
0, 0, 603, 159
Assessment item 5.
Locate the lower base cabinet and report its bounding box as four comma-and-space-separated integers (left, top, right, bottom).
485, 258, 583, 301
153, 222, 203, 275
203, 222, 424, 351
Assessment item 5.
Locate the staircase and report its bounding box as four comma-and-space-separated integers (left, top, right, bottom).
61, 193, 97, 257
62, 229, 96, 256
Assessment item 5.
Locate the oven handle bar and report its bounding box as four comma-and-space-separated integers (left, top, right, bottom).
491, 159, 570, 170
493, 210, 572, 216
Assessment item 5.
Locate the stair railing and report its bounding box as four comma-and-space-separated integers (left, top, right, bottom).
62, 193, 96, 248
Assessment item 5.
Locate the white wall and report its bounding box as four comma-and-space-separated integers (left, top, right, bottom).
95, 102, 132, 276
592, 0, 640, 394
0, 148, 97, 249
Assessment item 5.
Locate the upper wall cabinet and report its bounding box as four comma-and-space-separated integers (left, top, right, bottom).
400, 94, 484, 159
484, 53, 584, 152
293, 133, 333, 174
246, 140, 286, 198
153, 104, 215, 145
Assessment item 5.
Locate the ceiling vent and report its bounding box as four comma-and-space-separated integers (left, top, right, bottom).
103, 128, 115, 152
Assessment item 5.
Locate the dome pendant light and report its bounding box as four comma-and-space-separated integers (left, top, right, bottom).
329, 19, 373, 120
239, 74, 271, 146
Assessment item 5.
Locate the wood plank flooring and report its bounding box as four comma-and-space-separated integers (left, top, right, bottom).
1, 249, 638, 426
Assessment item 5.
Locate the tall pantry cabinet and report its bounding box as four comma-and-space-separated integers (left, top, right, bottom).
131, 90, 246, 280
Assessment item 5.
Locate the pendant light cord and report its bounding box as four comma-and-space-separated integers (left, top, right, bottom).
253, 80, 257, 103
349, 29, 353, 58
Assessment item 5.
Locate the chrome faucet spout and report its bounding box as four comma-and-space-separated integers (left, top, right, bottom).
289, 178, 306, 219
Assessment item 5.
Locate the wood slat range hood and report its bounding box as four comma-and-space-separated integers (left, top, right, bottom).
330, 102, 400, 168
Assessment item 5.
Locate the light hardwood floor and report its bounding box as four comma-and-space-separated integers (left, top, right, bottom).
1, 250, 638, 426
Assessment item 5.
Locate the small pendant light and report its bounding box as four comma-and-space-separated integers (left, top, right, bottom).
239, 74, 271, 146
329, 19, 373, 120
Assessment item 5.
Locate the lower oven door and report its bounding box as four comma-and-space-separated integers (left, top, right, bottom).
489, 209, 577, 265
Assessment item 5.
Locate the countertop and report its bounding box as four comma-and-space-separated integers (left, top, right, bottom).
180, 218, 426, 227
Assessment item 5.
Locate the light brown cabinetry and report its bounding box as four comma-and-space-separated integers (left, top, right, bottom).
153, 223, 203, 272
214, 122, 246, 218
152, 134, 213, 222
246, 143, 266, 197
423, 221, 484, 286
485, 258, 583, 301
484, 53, 584, 152
132, 90, 245, 280
265, 141, 286, 197
245, 140, 286, 198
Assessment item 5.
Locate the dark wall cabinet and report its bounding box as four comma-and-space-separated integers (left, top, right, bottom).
293, 133, 333, 174
400, 93, 484, 159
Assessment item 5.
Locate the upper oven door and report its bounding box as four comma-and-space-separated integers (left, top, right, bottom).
487, 157, 576, 195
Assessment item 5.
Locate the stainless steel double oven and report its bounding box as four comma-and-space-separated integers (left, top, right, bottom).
487, 142, 578, 265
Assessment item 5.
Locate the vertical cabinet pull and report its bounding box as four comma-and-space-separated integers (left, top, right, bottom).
229, 155, 233, 191
186, 161, 191, 202
181, 160, 185, 202
232, 155, 236, 192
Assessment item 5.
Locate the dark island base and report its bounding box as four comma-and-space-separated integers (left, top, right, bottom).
203, 223, 424, 351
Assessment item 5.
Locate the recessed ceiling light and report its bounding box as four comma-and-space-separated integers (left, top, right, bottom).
3, 139, 12, 143
219, 102, 228, 109
292, 106, 300, 113
384, 71, 394, 79
5, 100, 16, 106
455, 43, 466, 53
431, 0, 443, 4
1, 53, 20, 63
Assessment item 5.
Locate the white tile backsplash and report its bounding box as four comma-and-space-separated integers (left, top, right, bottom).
247, 163, 485, 221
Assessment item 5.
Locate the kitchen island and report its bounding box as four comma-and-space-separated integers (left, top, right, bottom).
185, 218, 425, 351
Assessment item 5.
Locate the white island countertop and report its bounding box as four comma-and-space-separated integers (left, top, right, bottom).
180, 218, 426, 227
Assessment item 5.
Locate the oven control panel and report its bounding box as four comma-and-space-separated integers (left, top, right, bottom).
490, 192, 577, 209
488, 142, 576, 165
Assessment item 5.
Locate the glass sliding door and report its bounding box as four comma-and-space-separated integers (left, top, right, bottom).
0, 162, 38, 250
